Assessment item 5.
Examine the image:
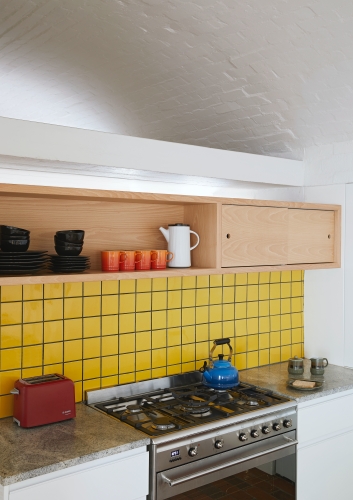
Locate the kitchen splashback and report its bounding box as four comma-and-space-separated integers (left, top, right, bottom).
0, 271, 304, 418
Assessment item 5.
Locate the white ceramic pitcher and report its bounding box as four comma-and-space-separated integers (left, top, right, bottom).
159, 224, 200, 268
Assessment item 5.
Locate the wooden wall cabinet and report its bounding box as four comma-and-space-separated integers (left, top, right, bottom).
0, 183, 341, 285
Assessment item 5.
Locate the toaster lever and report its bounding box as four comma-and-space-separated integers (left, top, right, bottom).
10, 388, 19, 395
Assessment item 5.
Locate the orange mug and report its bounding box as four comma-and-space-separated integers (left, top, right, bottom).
135, 250, 152, 270
120, 250, 141, 271
151, 250, 174, 269
101, 251, 126, 272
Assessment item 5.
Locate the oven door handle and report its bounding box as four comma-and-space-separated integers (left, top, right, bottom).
161, 436, 298, 487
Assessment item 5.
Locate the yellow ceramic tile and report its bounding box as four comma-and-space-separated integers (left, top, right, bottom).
195, 341, 208, 361
259, 349, 270, 366
292, 282, 303, 297
281, 314, 291, 330
167, 327, 181, 346
209, 305, 222, 323
136, 293, 151, 312
168, 290, 182, 309
101, 375, 118, 387
235, 336, 247, 353
247, 302, 259, 318
281, 330, 291, 345
152, 311, 167, 331
209, 275, 222, 287
102, 335, 119, 356
182, 344, 195, 363
281, 271, 292, 282
270, 272, 281, 283
259, 301, 270, 317
248, 334, 259, 351
248, 273, 259, 285
136, 331, 151, 351
209, 321, 222, 338
83, 296, 101, 317
23, 300, 43, 324
259, 316, 270, 333
235, 319, 247, 336
182, 361, 196, 372
23, 284, 43, 301
64, 361, 82, 381
152, 367, 166, 378
23, 323, 43, 345
259, 333, 270, 349
64, 297, 83, 319
83, 317, 101, 338
247, 285, 259, 301
102, 281, 119, 295
63, 318, 82, 340
236, 353, 247, 370
152, 278, 167, 291
168, 345, 181, 364
182, 325, 195, 344
270, 331, 281, 347
136, 369, 151, 382
64, 340, 82, 362
22, 367, 42, 377
167, 364, 181, 375
102, 315, 118, 336
119, 293, 135, 313
235, 303, 246, 320
44, 284, 63, 299
223, 287, 234, 304
292, 343, 303, 358
168, 309, 181, 328
136, 278, 151, 293
119, 353, 135, 373
152, 291, 167, 310
136, 350, 151, 371
64, 282, 83, 297
247, 351, 258, 368
168, 277, 182, 290
102, 295, 119, 315
120, 279, 136, 294
119, 373, 135, 384
223, 304, 235, 321
83, 358, 100, 379
83, 281, 101, 296
84, 338, 101, 359
196, 324, 208, 343
119, 313, 135, 334
22, 345, 42, 368
74, 382, 83, 402
209, 287, 222, 305
270, 284, 280, 299
292, 297, 303, 313
1, 285, 22, 302
196, 275, 209, 288
236, 274, 247, 285
259, 284, 270, 301
44, 299, 63, 321
259, 272, 270, 283
1, 302, 22, 326
270, 299, 280, 316
43, 364, 62, 375
281, 298, 291, 314
196, 306, 208, 324
119, 333, 135, 353
270, 347, 281, 363
182, 307, 195, 326
281, 345, 292, 361
196, 289, 209, 307
270, 315, 281, 331
235, 286, 247, 302
182, 289, 196, 307
291, 312, 303, 328
152, 329, 167, 349
292, 270, 302, 281
223, 320, 235, 338
247, 318, 258, 335
281, 283, 291, 298
0, 395, 14, 418
83, 378, 100, 393
0, 369, 21, 395
44, 342, 63, 365
135, 312, 151, 332
1, 347, 21, 370
182, 276, 196, 289
1, 325, 21, 348
223, 274, 235, 286
292, 328, 303, 344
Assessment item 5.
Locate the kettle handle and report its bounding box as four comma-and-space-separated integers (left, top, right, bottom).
210, 338, 233, 363
190, 230, 200, 251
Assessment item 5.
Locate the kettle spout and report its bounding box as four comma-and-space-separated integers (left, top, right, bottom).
202, 369, 212, 383
159, 226, 169, 243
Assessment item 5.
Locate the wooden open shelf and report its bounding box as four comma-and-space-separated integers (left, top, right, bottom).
0, 183, 341, 285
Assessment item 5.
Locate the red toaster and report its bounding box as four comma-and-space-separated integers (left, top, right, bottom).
11, 374, 76, 428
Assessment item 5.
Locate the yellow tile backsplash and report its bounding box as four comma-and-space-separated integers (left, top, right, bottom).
0, 271, 304, 418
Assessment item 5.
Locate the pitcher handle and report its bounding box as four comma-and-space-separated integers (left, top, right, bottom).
190, 230, 200, 251
323, 358, 329, 367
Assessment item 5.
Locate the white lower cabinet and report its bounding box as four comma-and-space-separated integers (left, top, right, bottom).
3, 447, 148, 500
297, 390, 353, 500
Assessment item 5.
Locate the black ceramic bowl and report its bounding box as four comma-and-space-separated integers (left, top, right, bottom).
1, 239, 30, 252
55, 230, 85, 244
55, 245, 82, 256
1, 234, 29, 241
0, 225, 30, 237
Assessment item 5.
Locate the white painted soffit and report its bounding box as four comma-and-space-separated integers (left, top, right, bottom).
0, 117, 304, 187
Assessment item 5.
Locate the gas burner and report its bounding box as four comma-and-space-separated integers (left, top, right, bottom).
213, 391, 234, 403
246, 400, 259, 406
151, 417, 176, 431
180, 404, 212, 416
126, 404, 143, 414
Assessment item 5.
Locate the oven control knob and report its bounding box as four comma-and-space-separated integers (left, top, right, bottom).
262, 426, 271, 434
273, 423, 282, 431
215, 440, 224, 449
239, 433, 248, 442
251, 430, 259, 438
188, 447, 198, 457
284, 419, 293, 428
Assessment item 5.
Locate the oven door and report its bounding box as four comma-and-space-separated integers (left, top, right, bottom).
155, 430, 297, 500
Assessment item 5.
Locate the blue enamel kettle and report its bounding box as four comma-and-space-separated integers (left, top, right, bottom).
201, 338, 239, 389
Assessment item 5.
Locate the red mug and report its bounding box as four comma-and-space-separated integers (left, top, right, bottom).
120, 250, 141, 271
151, 250, 174, 269
135, 250, 152, 270
101, 251, 125, 272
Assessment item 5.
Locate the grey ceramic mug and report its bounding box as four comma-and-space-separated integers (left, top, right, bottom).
310, 357, 328, 375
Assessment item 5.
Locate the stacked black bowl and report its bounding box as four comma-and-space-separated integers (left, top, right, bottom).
1, 225, 30, 252
49, 230, 90, 273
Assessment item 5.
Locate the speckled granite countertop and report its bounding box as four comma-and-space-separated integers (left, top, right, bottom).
0, 403, 149, 487
240, 359, 353, 402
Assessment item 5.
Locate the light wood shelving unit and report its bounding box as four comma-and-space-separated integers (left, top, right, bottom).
0, 183, 341, 285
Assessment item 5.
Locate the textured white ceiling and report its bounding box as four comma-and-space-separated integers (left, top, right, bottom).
0, 0, 353, 160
